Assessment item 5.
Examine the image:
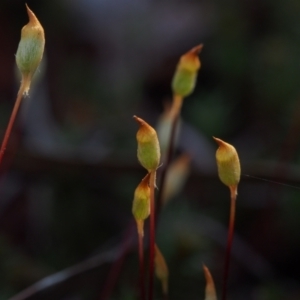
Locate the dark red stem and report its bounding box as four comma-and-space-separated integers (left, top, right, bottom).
148, 171, 156, 300
222, 186, 237, 300
0, 88, 24, 166
138, 232, 146, 300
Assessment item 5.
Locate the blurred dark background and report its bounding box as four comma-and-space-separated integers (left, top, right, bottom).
1, 0, 300, 299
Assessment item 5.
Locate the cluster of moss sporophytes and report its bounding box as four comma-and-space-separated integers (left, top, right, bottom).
131, 43, 241, 300
5, 5, 243, 300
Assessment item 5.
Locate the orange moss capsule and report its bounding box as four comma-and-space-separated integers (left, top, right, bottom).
172, 44, 203, 97
16, 4, 45, 95
134, 116, 161, 172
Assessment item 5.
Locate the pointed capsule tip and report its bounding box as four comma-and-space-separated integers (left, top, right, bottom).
190, 44, 203, 55
25, 3, 39, 25
203, 264, 213, 280
213, 137, 231, 149
203, 264, 217, 300
133, 115, 145, 126
212, 136, 223, 145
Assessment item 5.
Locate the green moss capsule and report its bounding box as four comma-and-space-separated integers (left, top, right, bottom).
132, 174, 151, 237
132, 173, 151, 221
172, 44, 203, 97
134, 116, 161, 172
16, 4, 45, 95
213, 137, 241, 190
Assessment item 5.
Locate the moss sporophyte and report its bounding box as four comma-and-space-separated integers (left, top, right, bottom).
172, 44, 203, 98
214, 137, 241, 300
213, 137, 240, 192
132, 173, 151, 237
16, 4, 45, 96
0, 5, 45, 167
133, 116, 161, 173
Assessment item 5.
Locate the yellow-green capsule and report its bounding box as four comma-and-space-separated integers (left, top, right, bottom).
16, 4, 45, 95
213, 137, 240, 191
134, 116, 161, 172
132, 174, 150, 237
172, 44, 203, 97
132, 173, 151, 221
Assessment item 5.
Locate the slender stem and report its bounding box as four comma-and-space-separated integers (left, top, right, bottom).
156, 95, 183, 219
138, 229, 146, 300
148, 170, 156, 300
222, 186, 237, 300
0, 85, 26, 166
169, 94, 183, 120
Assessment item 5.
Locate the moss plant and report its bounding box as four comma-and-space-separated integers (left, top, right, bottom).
156, 44, 203, 219
213, 137, 241, 300
0, 4, 45, 167
16, 4, 45, 96
134, 115, 161, 300
132, 47, 208, 300
132, 173, 151, 300
4, 9, 246, 298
